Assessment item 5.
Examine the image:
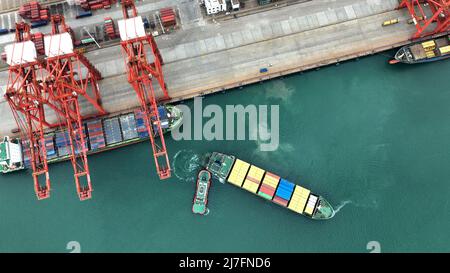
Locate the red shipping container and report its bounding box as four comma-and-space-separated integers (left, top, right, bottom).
272, 196, 289, 207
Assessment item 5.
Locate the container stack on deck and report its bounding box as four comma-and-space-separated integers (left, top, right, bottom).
273, 179, 294, 207
151, 106, 169, 135
55, 131, 71, 157
159, 8, 177, 28
21, 140, 31, 168
119, 114, 139, 141
73, 126, 88, 154
258, 172, 279, 200
79, 0, 116, 10
422, 40, 437, 59
134, 110, 150, 139
104, 17, 117, 39
44, 134, 57, 160
103, 117, 123, 145
226, 158, 320, 217
19, 1, 50, 23
86, 120, 106, 151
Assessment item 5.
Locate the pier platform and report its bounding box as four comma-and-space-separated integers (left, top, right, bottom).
0, 0, 422, 136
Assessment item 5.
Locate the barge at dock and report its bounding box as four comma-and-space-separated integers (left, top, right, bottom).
392, 35, 450, 64
0, 105, 183, 174
204, 152, 335, 220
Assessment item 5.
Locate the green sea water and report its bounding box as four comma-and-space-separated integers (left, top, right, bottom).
0, 53, 449, 252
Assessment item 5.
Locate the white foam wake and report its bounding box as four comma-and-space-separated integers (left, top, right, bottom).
334, 200, 353, 214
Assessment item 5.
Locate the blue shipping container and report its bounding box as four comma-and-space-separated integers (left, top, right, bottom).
76, 11, 92, 19
31, 20, 48, 29
275, 179, 295, 200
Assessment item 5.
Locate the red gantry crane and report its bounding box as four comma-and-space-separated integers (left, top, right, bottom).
42, 14, 107, 200
118, 0, 171, 179
398, 0, 450, 39
4, 23, 56, 200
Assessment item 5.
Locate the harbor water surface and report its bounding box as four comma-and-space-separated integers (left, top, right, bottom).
0, 53, 449, 252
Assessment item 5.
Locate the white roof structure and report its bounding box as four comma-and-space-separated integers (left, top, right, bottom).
5, 41, 37, 66
118, 16, 146, 41
44, 33, 74, 57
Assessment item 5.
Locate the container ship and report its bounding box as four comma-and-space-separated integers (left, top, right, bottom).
0, 105, 183, 174
204, 152, 335, 220
391, 35, 450, 64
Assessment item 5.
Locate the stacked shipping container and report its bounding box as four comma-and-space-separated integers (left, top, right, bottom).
86, 119, 106, 150
55, 131, 71, 157
31, 32, 45, 55
44, 134, 57, 159
273, 179, 294, 207
134, 110, 149, 139
159, 8, 176, 28
227, 158, 320, 216
104, 17, 117, 39
16, 108, 173, 168
73, 126, 88, 154
258, 172, 279, 200
79, 0, 116, 10
119, 114, 139, 141
103, 117, 123, 145
242, 165, 264, 193
21, 140, 31, 168
19, 2, 50, 22
227, 159, 249, 187
287, 185, 310, 214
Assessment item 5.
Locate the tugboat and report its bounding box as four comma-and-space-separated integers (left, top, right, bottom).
204, 152, 335, 220
192, 170, 212, 215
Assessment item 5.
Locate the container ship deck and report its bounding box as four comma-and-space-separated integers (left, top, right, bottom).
394, 35, 450, 64
0, 105, 183, 174
205, 152, 335, 220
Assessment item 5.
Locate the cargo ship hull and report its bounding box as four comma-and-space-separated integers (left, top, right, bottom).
204, 152, 335, 220
394, 35, 450, 64
1, 105, 183, 174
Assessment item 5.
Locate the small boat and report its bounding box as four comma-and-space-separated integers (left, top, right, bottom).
192, 170, 212, 215
391, 35, 450, 64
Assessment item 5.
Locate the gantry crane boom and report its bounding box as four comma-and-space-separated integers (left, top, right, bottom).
44, 15, 107, 200
119, 0, 171, 179
4, 22, 54, 199
399, 0, 450, 38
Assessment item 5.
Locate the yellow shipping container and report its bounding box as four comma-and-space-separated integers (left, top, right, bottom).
426, 51, 436, 58
382, 19, 398, 26
439, 45, 450, 54
422, 40, 436, 50
288, 185, 310, 214
261, 172, 280, 189
304, 205, 314, 215
227, 159, 250, 187
242, 165, 265, 193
